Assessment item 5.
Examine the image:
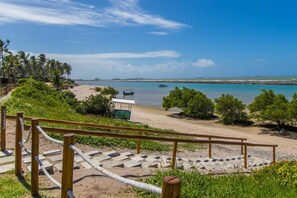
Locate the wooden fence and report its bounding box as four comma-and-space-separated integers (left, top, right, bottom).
0, 107, 278, 197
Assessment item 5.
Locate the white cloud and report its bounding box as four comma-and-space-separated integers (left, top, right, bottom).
44, 50, 180, 60
193, 59, 215, 68
148, 31, 170, 36
0, 0, 187, 29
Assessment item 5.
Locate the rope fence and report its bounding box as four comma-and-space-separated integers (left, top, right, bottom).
35, 156, 62, 188
70, 144, 162, 195
36, 125, 63, 145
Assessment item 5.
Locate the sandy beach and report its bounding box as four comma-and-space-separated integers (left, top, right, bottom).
71, 85, 297, 161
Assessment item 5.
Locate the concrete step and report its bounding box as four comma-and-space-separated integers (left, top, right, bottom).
0, 150, 13, 157
0, 156, 15, 165
0, 163, 14, 174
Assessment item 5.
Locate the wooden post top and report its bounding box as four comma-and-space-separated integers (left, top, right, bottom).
163, 176, 181, 185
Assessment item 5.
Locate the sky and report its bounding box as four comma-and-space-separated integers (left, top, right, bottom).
1, 0, 297, 79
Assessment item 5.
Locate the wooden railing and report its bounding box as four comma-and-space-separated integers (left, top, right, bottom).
5, 114, 247, 158
0, 108, 278, 197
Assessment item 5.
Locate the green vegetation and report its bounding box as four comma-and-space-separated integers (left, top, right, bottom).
3, 79, 170, 151
163, 87, 214, 119
138, 161, 297, 198
248, 89, 296, 127
0, 172, 30, 198
215, 94, 248, 124
96, 86, 119, 98
0, 38, 72, 88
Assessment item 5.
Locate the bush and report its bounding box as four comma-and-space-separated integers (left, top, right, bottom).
61, 90, 79, 107
77, 94, 114, 116
163, 87, 214, 119
249, 90, 290, 126
100, 86, 119, 98
215, 94, 248, 124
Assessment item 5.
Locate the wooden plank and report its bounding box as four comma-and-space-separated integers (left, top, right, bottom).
15, 112, 23, 177
31, 119, 39, 197
1, 106, 6, 151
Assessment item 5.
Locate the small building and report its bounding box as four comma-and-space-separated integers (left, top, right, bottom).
112, 98, 135, 120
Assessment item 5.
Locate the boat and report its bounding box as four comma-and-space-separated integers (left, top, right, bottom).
158, 84, 168, 87
123, 89, 134, 96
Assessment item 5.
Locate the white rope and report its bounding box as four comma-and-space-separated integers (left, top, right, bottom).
67, 190, 76, 198
36, 126, 63, 145
18, 141, 31, 154
19, 117, 31, 143
35, 156, 62, 188
24, 127, 32, 143
70, 145, 162, 195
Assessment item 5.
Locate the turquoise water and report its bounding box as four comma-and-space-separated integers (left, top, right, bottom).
77, 81, 297, 107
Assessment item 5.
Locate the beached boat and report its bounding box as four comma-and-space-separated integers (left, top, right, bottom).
158, 84, 168, 87
123, 89, 134, 95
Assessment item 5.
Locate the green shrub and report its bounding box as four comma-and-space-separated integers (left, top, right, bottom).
95, 87, 102, 92
163, 87, 214, 119
249, 90, 290, 126
215, 94, 248, 124
77, 94, 114, 116
100, 86, 119, 98
61, 90, 79, 107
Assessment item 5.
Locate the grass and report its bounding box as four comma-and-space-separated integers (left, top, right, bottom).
0, 172, 30, 198
137, 162, 297, 198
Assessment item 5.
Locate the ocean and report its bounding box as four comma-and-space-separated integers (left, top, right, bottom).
77, 81, 297, 107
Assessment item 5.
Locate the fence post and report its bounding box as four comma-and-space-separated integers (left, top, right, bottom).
136, 131, 142, 154
61, 134, 75, 198
241, 139, 244, 155
171, 142, 178, 169
208, 138, 212, 158
272, 146, 276, 163
1, 106, 6, 151
244, 145, 247, 169
31, 119, 40, 197
161, 176, 181, 198
15, 112, 23, 177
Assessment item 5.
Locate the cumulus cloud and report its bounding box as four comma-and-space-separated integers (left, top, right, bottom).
0, 0, 187, 29
193, 59, 216, 68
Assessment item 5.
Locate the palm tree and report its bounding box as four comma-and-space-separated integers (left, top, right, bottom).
0, 39, 10, 77
16, 51, 30, 77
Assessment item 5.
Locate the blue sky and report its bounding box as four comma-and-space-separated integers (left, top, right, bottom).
0, 0, 297, 79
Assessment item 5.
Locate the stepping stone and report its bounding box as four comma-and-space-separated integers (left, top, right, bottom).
103, 151, 120, 157
141, 161, 159, 168
160, 162, 171, 168
124, 160, 141, 168
27, 161, 53, 173
22, 151, 30, 156
145, 156, 159, 162
182, 162, 195, 170
74, 156, 84, 163
195, 158, 204, 163
80, 161, 102, 169
48, 155, 63, 162
0, 163, 14, 174
121, 152, 134, 157
102, 161, 124, 168
92, 155, 111, 162
112, 155, 129, 161
134, 154, 147, 158
85, 150, 101, 157
22, 155, 45, 164
130, 156, 146, 162
43, 149, 61, 156
0, 156, 15, 165
0, 150, 13, 157
54, 162, 79, 172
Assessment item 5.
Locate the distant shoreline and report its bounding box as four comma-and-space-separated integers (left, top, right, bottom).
77, 79, 297, 85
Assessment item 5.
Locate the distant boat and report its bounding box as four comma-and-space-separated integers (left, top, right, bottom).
123, 89, 134, 95
158, 84, 168, 87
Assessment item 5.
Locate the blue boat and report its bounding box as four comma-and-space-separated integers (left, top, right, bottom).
123, 89, 134, 95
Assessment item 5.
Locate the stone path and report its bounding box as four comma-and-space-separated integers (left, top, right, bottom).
0, 149, 272, 175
